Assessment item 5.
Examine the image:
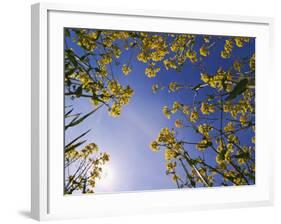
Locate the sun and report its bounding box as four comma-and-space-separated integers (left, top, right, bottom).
97, 164, 114, 189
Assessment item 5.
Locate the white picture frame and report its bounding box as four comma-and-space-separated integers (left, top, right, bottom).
31, 2, 274, 221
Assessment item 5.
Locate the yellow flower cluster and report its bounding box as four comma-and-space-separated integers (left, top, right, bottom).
101, 152, 110, 162
249, 53, 255, 71
64, 140, 111, 194
81, 143, 99, 157
168, 82, 178, 92
79, 72, 93, 90
107, 80, 134, 117
236, 146, 251, 165
137, 51, 148, 63
203, 36, 210, 43
170, 34, 198, 64
214, 137, 235, 165
200, 102, 215, 115
96, 65, 108, 77
150, 140, 160, 152
171, 101, 182, 114
242, 89, 254, 101
162, 106, 171, 119
122, 64, 132, 75
199, 46, 209, 57
77, 30, 98, 51
182, 105, 190, 115
200, 69, 232, 92
152, 84, 159, 93
227, 134, 238, 144
186, 50, 198, 63
234, 37, 250, 48
165, 148, 178, 161
161, 101, 190, 123
65, 148, 79, 160
220, 37, 250, 59
198, 124, 213, 138
166, 162, 176, 172
233, 60, 241, 72
163, 59, 177, 70
223, 99, 253, 119
216, 149, 232, 165
99, 53, 112, 65
221, 39, 233, 59
170, 35, 189, 52
239, 115, 248, 126
101, 89, 111, 102
110, 31, 130, 40
189, 109, 199, 123
200, 73, 209, 83
158, 128, 173, 143
112, 45, 122, 58
109, 103, 121, 117
174, 119, 183, 128
172, 174, 180, 183
153, 128, 183, 158
137, 34, 169, 63
224, 122, 235, 132
196, 139, 211, 151
252, 136, 255, 144
225, 169, 248, 185
196, 124, 213, 151
144, 66, 161, 78
102, 36, 113, 48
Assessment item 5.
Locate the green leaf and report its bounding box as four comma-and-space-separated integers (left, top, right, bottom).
65, 67, 76, 78
65, 129, 91, 150
65, 28, 70, 37
64, 108, 74, 118
66, 49, 78, 67
225, 79, 248, 101
65, 106, 102, 130
75, 85, 83, 98
65, 140, 87, 153
234, 152, 250, 159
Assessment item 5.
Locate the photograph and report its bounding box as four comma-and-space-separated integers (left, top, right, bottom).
63, 28, 255, 195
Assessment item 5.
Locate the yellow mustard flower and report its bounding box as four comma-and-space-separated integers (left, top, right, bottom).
152, 84, 159, 93
224, 122, 235, 132
199, 46, 209, 57
249, 53, 255, 71
172, 174, 180, 183
171, 101, 181, 114
150, 140, 160, 152
252, 136, 255, 144
163, 59, 177, 70
201, 73, 210, 83
233, 60, 241, 72
162, 106, 171, 119
165, 148, 177, 161
175, 119, 183, 128
169, 82, 178, 92
190, 109, 199, 123
145, 66, 160, 78
109, 103, 121, 117
166, 162, 176, 172
196, 139, 210, 151
201, 102, 215, 115
239, 115, 248, 126
122, 64, 132, 75
182, 105, 190, 115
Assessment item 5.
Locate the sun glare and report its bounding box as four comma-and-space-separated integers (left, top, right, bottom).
97, 164, 114, 189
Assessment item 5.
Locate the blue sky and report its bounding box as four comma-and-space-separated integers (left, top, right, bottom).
65, 29, 255, 193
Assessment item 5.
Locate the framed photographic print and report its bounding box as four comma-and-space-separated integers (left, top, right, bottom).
31, 2, 274, 221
